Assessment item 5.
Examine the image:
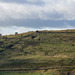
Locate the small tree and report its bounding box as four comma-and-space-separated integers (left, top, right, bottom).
31, 36, 35, 39
15, 32, 18, 35
5, 37, 7, 39
0, 34, 2, 36
72, 44, 75, 46
36, 30, 39, 33
38, 38, 40, 41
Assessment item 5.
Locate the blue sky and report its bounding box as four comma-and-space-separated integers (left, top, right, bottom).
0, 0, 75, 35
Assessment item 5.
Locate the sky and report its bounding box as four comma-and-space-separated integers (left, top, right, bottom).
0, 0, 75, 35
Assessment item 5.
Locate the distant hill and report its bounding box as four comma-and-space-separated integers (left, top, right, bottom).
0, 29, 75, 69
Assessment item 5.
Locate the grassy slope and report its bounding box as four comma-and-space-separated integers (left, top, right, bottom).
0, 72, 52, 75
0, 30, 75, 69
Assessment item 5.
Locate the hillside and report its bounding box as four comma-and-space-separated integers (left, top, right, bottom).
0, 29, 75, 70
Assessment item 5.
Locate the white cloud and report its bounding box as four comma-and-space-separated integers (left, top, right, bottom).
0, 0, 75, 35
40, 23, 74, 30
0, 26, 14, 35
26, 0, 38, 3
0, 0, 75, 21
41, 0, 75, 20
0, 2, 41, 21
0, 26, 37, 35
0, 24, 74, 35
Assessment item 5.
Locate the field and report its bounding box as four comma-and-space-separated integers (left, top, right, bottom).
0, 30, 75, 74
0, 72, 51, 75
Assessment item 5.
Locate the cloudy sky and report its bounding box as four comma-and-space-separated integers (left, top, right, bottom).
0, 0, 75, 35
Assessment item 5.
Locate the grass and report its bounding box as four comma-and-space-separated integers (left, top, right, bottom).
0, 30, 75, 70
0, 72, 53, 75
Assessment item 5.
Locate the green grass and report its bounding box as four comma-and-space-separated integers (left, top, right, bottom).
0, 30, 75, 69
0, 72, 52, 75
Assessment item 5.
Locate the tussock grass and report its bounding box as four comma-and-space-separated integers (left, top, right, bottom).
0, 30, 75, 69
